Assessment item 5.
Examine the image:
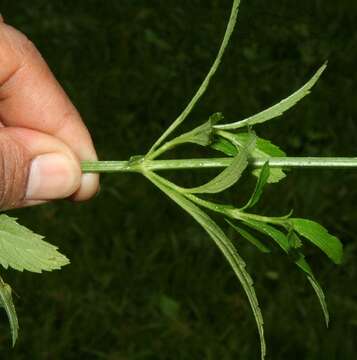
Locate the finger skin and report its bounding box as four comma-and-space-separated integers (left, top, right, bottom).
0, 127, 82, 210
0, 21, 99, 201
0, 130, 30, 209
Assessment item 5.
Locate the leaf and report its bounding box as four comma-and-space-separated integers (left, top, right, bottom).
241, 219, 329, 325
236, 133, 286, 157
227, 220, 271, 253
169, 113, 224, 147
211, 137, 237, 156
0, 276, 19, 347
237, 133, 287, 183
212, 133, 286, 183
289, 249, 329, 327
251, 169, 284, 184
306, 274, 329, 327
182, 133, 256, 194
291, 218, 343, 264
287, 231, 303, 250
146, 171, 266, 360
148, 0, 242, 154
214, 63, 327, 130
0, 214, 70, 273
212, 133, 286, 158
242, 162, 270, 209
242, 219, 291, 252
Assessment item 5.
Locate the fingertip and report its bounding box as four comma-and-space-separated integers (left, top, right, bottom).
26, 152, 82, 201
71, 173, 100, 202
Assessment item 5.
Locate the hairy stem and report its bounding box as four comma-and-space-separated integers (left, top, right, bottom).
81, 157, 357, 173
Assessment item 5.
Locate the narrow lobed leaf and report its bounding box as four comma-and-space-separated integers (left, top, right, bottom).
227, 220, 271, 253
242, 162, 270, 210
291, 218, 343, 264
212, 132, 286, 183
241, 218, 329, 325
146, 171, 266, 360
181, 133, 256, 194
306, 275, 329, 327
214, 62, 327, 130
147, 0, 242, 154
290, 248, 329, 327
242, 219, 290, 252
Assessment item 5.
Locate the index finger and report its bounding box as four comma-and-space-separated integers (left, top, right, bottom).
0, 20, 99, 200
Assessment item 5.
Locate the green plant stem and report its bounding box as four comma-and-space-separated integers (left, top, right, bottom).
81, 157, 357, 173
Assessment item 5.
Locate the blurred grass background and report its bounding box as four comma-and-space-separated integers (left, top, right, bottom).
1, 0, 357, 359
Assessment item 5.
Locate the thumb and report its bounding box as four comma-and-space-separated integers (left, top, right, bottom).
0, 127, 82, 210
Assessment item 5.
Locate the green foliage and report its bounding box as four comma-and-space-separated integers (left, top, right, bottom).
135, 2, 341, 358
242, 161, 270, 209
214, 62, 327, 130
0, 0, 346, 358
182, 133, 255, 194
291, 218, 343, 264
0, 215, 69, 273
155, 113, 225, 157
0, 215, 69, 345
147, 0, 242, 155
0, 276, 18, 347
227, 220, 271, 253
146, 171, 266, 359
167, 118, 216, 148
212, 132, 287, 183
142, 110, 343, 358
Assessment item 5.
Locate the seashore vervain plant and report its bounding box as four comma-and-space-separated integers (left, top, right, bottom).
0, 1, 354, 358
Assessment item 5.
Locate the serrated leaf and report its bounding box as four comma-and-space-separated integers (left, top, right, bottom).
242, 219, 290, 252
291, 218, 343, 264
241, 219, 329, 325
146, 171, 266, 360
0, 276, 19, 347
289, 250, 329, 327
148, 0, 242, 154
242, 162, 270, 209
236, 133, 286, 157
182, 133, 256, 194
227, 220, 271, 253
212, 133, 286, 158
0, 214, 70, 273
237, 133, 287, 184
215, 63, 327, 130
294, 254, 330, 327
306, 274, 329, 327
252, 168, 285, 184
212, 133, 286, 183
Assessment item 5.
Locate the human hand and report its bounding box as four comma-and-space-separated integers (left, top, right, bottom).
0, 16, 99, 210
